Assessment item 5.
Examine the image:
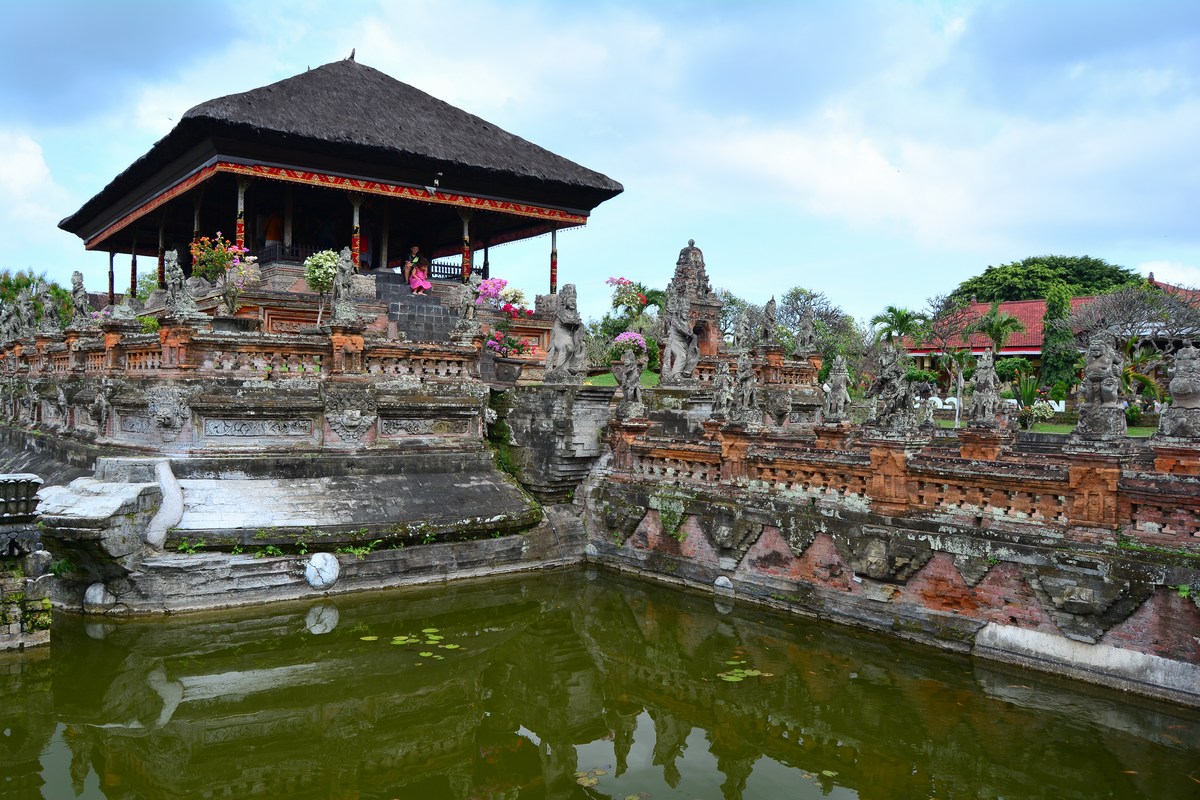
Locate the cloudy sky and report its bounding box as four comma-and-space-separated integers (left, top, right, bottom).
2, 0, 1199, 323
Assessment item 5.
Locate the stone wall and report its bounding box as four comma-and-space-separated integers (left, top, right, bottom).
579, 418, 1200, 706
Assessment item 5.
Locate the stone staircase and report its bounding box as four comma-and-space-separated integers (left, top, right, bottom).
374, 272, 460, 342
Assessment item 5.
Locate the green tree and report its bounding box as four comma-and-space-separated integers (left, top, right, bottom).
970, 301, 1026, 352
869, 305, 927, 344
949, 255, 1139, 303
1039, 282, 1078, 391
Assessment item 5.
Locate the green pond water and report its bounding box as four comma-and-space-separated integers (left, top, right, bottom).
2, 567, 1197, 800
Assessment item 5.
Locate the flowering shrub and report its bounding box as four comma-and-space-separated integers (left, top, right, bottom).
499, 285, 527, 308
1017, 399, 1055, 429
485, 330, 536, 358
476, 278, 507, 306
190, 232, 256, 314
609, 331, 647, 360
190, 233, 247, 282
606, 276, 647, 314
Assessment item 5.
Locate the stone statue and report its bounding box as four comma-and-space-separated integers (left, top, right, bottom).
969, 350, 1000, 427
452, 272, 482, 340
544, 284, 587, 383
1159, 344, 1200, 438
1076, 330, 1126, 438
612, 350, 645, 418
0, 302, 15, 341
732, 309, 751, 352
35, 284, 62, 334
164, 250, 201, 317
822, 354, 851, 421
70, 271, 94, 327
14, 288, 36, 337
866, 345, 911, 430
711, 360, 733, 420
331, 246, 357, 323
730, 353, 760, 425
661, 289, 700, 384
760, 297, 777, 346
795, 306, 816, 354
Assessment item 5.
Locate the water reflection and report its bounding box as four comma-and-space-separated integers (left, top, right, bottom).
1, 569, 1197, 799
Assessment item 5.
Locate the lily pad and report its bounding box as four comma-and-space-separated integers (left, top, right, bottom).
442, 644, 460, 650
822, 770, 838, 777
422, 627, 439, 633
359, 636, 379, 641
744, 669, 762, 677
721, 675, 744, 682
419, 651, 433, 657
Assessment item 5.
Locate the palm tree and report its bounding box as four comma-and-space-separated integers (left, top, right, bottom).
869, 306, 927, 344
971, 301, 1026, 352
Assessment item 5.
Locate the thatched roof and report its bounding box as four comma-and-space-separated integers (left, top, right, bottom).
61, 58, 622, 240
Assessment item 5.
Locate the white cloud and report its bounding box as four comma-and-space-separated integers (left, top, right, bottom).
1138, 260, 1200, 288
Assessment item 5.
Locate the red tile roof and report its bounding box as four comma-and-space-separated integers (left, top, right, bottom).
907, 278, 1198, 355
907, 296, 1093, 355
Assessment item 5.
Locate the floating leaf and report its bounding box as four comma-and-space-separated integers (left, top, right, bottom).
725, 660, 744, 665
419, 651, 433, 657
744, 669, 762, 677
359, 636, 379, 641
576, 777, 599, 786
721, 675, 744, 682
422, 627, 439, 633
822, 770, 838, 777
760, 672, 775, 677
592, 769, 607, 775
442, 644, 460, 649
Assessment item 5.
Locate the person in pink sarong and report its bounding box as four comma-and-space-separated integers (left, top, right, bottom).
405, 245, 431, 295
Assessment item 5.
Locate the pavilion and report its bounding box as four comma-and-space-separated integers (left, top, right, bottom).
59, 55, 623, 301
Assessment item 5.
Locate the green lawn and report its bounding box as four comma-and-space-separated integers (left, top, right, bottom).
585, 369, 660, 387
936, 419, 1155, 437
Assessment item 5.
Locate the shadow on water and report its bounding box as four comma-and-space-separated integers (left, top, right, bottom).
1, 566, 1198, 799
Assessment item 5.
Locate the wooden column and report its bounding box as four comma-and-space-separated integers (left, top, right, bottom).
483, 240, 490, 280
550, 228, 558, 294
108, 252, 116, 306
350, 193, 362, 269
459, 210, 472, 282
157, 219, 166, 289
192, 190, 203, 241
235, 178, 248, 251
283, 187, 293, 250
380, 205, 390, 272
129, 233, 137, 298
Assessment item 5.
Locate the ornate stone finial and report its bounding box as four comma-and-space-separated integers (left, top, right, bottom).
821, 354, 851, 422
1158, 344, 1200, 438
331, 246, 357, 323
688, 238, 695, 247
1075, 330, 1126, 438
544, 283, 587, 384
969, 350, 1000, 428
660, 287, 700, 385
70, 271, 95, 327
164, 249, 202, 318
